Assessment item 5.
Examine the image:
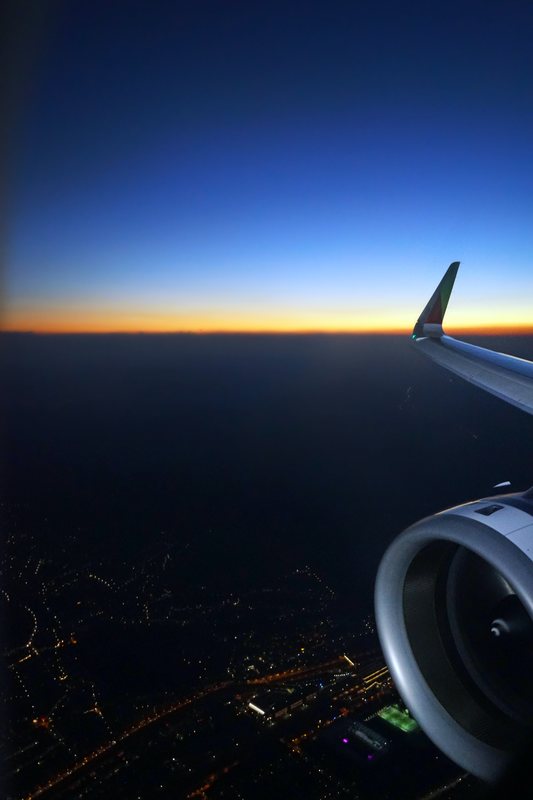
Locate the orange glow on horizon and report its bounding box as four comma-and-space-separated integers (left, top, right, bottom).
3, 302, 532, 336
3, 322, 532, 335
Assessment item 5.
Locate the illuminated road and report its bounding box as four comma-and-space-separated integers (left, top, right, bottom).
24, 654, 387, 799
24, 682, 231, 800
186, 761, 240, 799
246, 656, 347, 685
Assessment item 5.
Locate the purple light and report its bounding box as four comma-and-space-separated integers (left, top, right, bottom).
367, 754, 374, 761
342, 738, 349, 744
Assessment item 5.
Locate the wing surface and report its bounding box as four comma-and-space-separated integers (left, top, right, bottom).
412, 263, 533, 416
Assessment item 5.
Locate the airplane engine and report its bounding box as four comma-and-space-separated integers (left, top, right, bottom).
375, 489, 533, 781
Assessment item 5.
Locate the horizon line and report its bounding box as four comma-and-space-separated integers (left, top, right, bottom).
2, 325, 533, 336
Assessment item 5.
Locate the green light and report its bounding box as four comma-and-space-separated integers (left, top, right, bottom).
378, 704, 419, 733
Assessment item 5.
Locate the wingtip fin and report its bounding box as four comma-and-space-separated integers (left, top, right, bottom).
413, 261, 460, 339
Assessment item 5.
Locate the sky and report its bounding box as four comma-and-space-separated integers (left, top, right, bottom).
5, 0, 533, 333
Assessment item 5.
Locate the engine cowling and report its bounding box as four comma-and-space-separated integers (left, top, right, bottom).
375, 489, 533, 781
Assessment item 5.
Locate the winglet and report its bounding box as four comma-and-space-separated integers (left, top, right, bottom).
412, 262, 460, 339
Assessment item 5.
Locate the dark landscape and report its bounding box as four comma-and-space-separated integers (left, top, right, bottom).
1, 333, 531, 798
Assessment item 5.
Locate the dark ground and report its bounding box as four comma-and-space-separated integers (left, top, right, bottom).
2, 333, 532, 612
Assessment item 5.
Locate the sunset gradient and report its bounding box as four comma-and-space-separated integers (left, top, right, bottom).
6, 3, 533, 335
4, 294, 533, 335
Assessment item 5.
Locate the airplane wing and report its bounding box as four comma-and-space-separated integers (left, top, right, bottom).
412, 262, 533, 415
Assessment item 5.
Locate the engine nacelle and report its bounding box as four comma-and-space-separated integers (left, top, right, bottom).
375, 489, 533, 781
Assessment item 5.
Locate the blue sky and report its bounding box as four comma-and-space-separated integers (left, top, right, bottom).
6, 1, 533, 331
